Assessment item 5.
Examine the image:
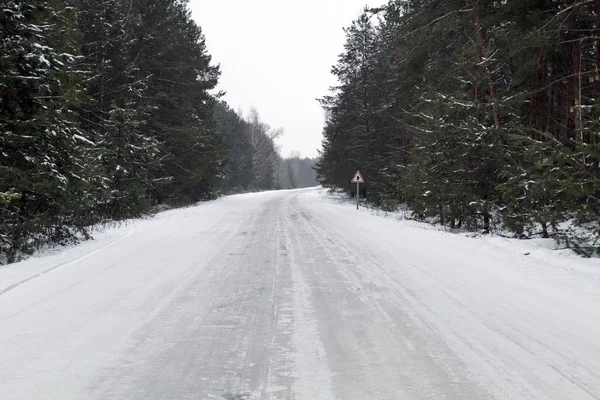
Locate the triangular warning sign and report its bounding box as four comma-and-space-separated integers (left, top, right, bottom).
352, 170, 365, 184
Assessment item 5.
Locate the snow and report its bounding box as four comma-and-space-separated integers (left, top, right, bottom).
38, 54, 50, 66
72, 133, 94, 145
1, 188, 600, 399
32, 43, 52, 51
0, 226, 134, 295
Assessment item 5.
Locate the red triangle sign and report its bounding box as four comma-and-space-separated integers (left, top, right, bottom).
352, 170, 365, 184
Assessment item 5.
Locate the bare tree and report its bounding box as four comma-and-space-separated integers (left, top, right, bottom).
246, 108, 283, 190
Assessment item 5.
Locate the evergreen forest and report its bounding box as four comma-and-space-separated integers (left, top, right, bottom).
0, 0, 315, 263
317, 0, 600, 254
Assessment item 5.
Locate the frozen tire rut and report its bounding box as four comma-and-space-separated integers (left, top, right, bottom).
1, 189, 600, 399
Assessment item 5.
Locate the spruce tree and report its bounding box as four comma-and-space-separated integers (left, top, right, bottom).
128, 0, 224, 204
213, 101, 254, 192
0, 0, 89, 261
317, 0, 600, 247
71, 0, 159, 220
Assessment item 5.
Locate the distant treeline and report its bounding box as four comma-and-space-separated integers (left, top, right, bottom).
214, 104, 318, 193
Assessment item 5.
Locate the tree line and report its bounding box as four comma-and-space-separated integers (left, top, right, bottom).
317, 0, 600, 254
214, 103, 317, 192
0, 0, 314, 263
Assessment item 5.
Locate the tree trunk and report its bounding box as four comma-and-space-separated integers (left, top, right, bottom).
596, 0, 600, 96
565, 80, 575, 145
474, 4, 500, 127
541, 222, 549, 239
546, 65, 555, 137
573, 38, 583, 144
483, 212, 490, 234
571, 36, 583, 142
530, 55, 544, 139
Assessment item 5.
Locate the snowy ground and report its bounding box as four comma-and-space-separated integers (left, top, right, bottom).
1, 188, 600, 399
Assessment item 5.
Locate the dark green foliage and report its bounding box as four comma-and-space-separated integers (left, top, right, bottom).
1, 0, 227, 262
317, 10, 393, 202
213, 102, 254, 192
0, 0, 307, 264
0, 0, 88, 262
127, 0, 224, 204
318, 0, 600, 252
0, 0, 251, 262
70, 0, 159, 220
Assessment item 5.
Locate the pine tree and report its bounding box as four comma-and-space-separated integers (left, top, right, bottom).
317, 0, 600, 250
0, 0, 89, 261
287, 163, 297, 189
213, 101, 254, 192
317, 10, 392, 201
128, 0, 224, 204
71, 0, 159, 220
404, 0, 506, 231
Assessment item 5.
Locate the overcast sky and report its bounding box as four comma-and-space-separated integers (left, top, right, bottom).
189, 0, 386, 159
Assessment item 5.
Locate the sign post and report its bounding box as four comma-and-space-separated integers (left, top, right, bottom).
351, 170, 365, 210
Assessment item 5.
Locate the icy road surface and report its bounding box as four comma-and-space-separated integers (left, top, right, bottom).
2, 189, 600, 400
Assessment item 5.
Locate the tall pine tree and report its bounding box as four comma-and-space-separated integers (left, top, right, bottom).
0, 0, 89, 261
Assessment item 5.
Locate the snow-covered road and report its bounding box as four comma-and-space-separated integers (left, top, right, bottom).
2, 189, 600, 399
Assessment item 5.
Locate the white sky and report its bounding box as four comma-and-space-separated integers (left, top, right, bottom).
189, 0, 386, 159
